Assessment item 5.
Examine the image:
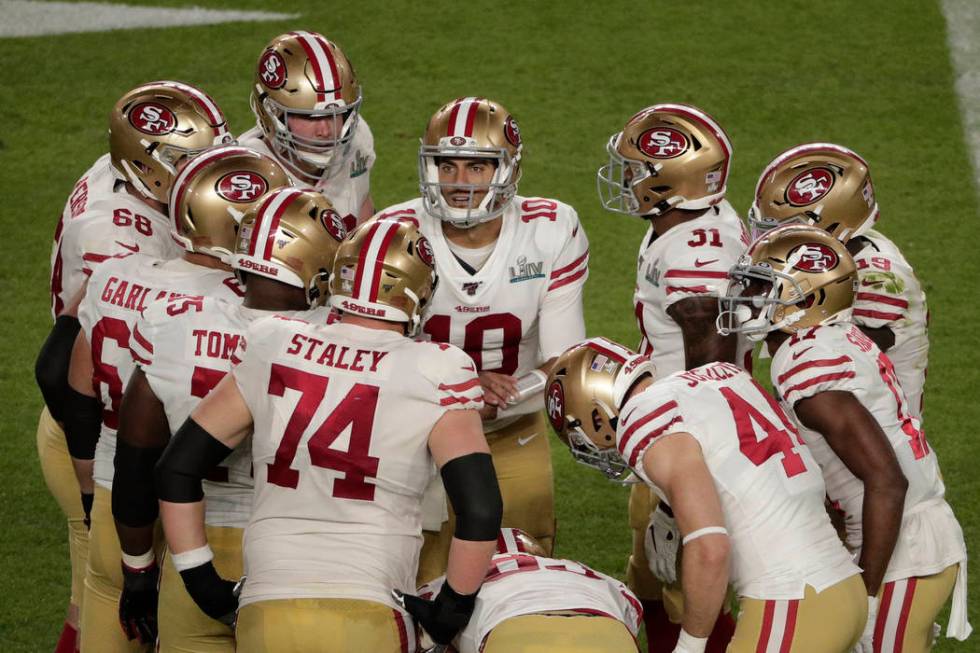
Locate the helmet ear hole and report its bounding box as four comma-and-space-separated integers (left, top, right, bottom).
591, 409, 602, 433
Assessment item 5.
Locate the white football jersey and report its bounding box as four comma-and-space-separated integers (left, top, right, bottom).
852, 229, 929, 419
376, 196, 589, 430
51, 154, 183, 317
231, 318, 483, 609
634, 200, 752, 375
771, 323, 966, 582
238, 119, 375, 221
77, 254, 244, 490
418, 553, 642, 653
129, 295, 328, 528
618, 362, 859, 600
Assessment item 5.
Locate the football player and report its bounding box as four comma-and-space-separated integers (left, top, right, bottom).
374, 97, 589, 581
240, 31, 375, 227
34, 80, 231, 652
416, 528, 642, 652
154, 218, 502, 652
749, 143, 928, 419
111, 188, 343, 651
718, 225, 970, 652
62, 145, 289, 653
548, 338, 868, 653
596, 103, 749, 651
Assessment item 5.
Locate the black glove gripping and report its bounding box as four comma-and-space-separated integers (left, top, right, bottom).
394, 582, 477, 645
119, 562, 159, 643
179, 561, 239, 627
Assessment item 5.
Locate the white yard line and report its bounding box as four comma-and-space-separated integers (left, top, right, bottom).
941, 0, 980, 197
0, 0, 297, 38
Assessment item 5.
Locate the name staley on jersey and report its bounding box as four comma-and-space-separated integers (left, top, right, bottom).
285, 333, 388, 373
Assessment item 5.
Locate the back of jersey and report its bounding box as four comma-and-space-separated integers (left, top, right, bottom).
78, 255, 243, 490
232, 318, 483, 608
619, 363, 857, 599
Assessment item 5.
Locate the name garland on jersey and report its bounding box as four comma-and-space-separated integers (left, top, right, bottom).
509, 255, 545, 283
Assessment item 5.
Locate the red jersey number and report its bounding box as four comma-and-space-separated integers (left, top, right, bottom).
720, 382, 807, 478
90, 316, 131, 430
423, 313, 522, 375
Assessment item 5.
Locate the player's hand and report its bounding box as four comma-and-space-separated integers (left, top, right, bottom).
644, 503, 680, 584
393, 582, 476, 645
478, 404, 498, 421
852, 596, 878, 653
119, 561, 159, 643
478, 372, 518, 407
80, 492, 94, 530
179, 561, 239, 628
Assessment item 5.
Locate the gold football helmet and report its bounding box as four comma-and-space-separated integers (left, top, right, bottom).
328, 217, 437, 335
235, 188, 347, 307
495, 528, 547, 557
597, 103, 732, 217
169, 145, 291, 262
717, 225, 857, 342
110, 81, 233, 204
749, 143, 878, 242
419, 97, 523, 227
250, 31, 362, 180
546, 338, 656, 481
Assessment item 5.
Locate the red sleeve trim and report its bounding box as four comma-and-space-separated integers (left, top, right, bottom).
855, 292, 909, 309
617, 400, 679, 455
784, 371, 856, 397
132, 324, 154, 354
550, 249, 590, 279
438, 378, 481, 393
131, 353, 151, 366
627, 416, 685, 468
547, 267, 587, 291
439, 394, 484, 407
776, 355, 852, 385
664, 269, 729, 279
853, 308, 902, 322
666, 285, 710, 295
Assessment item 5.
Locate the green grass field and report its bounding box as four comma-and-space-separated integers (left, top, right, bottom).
1, 1, 977, 650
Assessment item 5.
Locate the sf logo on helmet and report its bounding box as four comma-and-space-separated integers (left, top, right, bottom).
546, 380, 565, 432
790, 243, 840, 272
319, 209, 347, 241
259, 51, 287, 89
637, 128, 688, 159
129, 102, 176, 135
216, 172, 268, 203
786, 168, 835, 206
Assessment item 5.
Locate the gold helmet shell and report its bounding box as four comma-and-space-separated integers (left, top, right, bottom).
235, 188, 348, 307
250, 31, 362, 180
110, 81, 233, 204
597, 103, 732, 217
749, 143, 878, 242
717, 224, 858, 341
328, 217, 437, 335
546, 338, 656, 480
419, 97, 523, 227
169, 145, 291, 262
495, 528, 547, 557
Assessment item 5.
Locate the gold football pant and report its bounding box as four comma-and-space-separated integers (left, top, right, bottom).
157, 526, 244, 653
482, 613, 639, 652
872, 564, 958, 653
80, 486, 155, 652
417, 412, 556, 584
236, 598, 416, 653
728, 574, 866, 653
36, 406, 90, 609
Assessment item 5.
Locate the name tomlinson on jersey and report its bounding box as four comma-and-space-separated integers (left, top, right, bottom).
285, 333, 388, 373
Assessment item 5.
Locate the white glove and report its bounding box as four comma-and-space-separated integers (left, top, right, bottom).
672, 629, 708, 653
852, 596, 878, 653
644, 504, 680, 584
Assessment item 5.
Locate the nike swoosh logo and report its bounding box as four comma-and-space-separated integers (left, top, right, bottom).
694, 258, 719, 268
860, 279, 884, 287
792, 346, 814, 361
115, 241, 140, 253
517, 433, 538, 446
619, 408, 636, 428
462, 364, 475, 372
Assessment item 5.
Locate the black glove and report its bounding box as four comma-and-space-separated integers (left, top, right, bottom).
80, 492, 93, 530
178, 561, 238, 627
394, 582, 476, 645
119, 561, 159, 643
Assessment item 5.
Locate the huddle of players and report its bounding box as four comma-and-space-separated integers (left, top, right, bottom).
31, 30, 969, 653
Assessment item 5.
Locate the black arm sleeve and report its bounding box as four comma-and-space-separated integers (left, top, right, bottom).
63, 386, 103, 460
155, 418, 232, 503
441, 452, 502, 541
113, 440, 167, 527
35, 315, 81, 422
